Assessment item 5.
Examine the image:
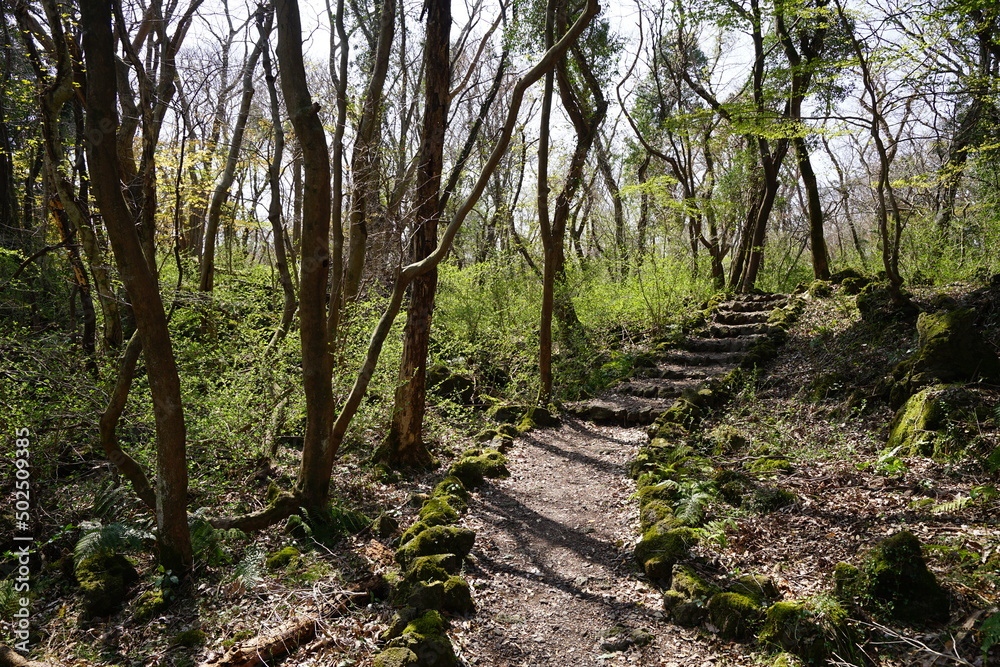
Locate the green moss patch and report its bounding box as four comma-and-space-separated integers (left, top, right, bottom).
887, 384, 947, 456
759, 597, 858, 667
634, 525, 698, 580
448, 450, 509, 488
706, 591, 763, 640
383, 610, 458, 667
395, 525, 476, 568
265, 546, 301, 570
75, 553, 139, 618
860, 530, 950, 624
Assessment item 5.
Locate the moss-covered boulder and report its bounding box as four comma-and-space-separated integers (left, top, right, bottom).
487, 403, 530, 424
859, 530, 950, 624
807, 280, 832, 299
888, 308, 1000, 407
448, 450, 509, 488
383, 610, 457, 667
715, 469, 757, 507
706, 591, 763, 640
133, 589, 168, 623
709, 425, 748, 455
830, 268, 866, 284
373, 647, 420, 667
266, 546, 302, 570
406, 576, 475, 615
886, 384, 947, 456
747, 457, 794, 475
758, 598, 859, 667
373, 513, 400, 538
433, 475, 470, 502
517, 405, 561, 432
638, 500, 679, 533
662, 565, 720, 627
418, 496, 461, 527
76, 553, 139, 618
727, 574, 780, 606
426, 364, 475, 404
395, 526, 475, 568
633, 525, 698, 581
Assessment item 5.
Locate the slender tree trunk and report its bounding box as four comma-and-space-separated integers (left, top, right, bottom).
80, 0, 192, 575
794, 136, 829, 279
537, 0, 557, 403
275, 0, 334, 508
377, 0, 451, 468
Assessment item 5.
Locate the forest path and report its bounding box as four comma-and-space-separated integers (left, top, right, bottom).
451, 295, 789, 665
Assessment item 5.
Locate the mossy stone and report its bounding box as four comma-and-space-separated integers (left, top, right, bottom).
758, 598, 856, 667
710, 425, 748, 454
889, 308, 1000, 406
833, 562, 860, 601
807, 280, 832, 298
433, 475, 470, 502
706, 591, 762, 640
474, 428, 499, 443
521, 405, 561, 429
639, 500, 678, 532
448, 450, 509, 489
634, 525, 698, 581
385, 610, 457, 667
487, 403, 529, 424
664, 563, 719, 626
405, 553, 462, 581
395, 525, 476, 568
372, 647, 420, 667
772, 652, 806, 667
373, 513, 400, 538
728, 574, 780, 606
829, 268, 866, 284
886, 385, 946, 456
75, 553, 139, 618
266, 546, 301, 570
400, 520, 432, 547
418, 496, 461, 527
861, 530, 949, 624
133, 589, 168, 623
406, 576, 474, 614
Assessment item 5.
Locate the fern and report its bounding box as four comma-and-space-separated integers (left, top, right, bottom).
981, 611, 1000, 659
0, 579, 18, 617
673, 480, 716, 527
91, 483, 129, 521
232, 544, 265, 586
187, 508, 246, 567
74, 521, 153, 566
931, 495, 972, 514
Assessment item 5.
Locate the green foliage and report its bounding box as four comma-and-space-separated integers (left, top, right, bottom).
980, 611, 1000, 659
73, 521, 153, 567
285, 503, 370, 550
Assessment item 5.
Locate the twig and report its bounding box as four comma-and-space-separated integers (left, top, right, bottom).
863, 619, 975, 666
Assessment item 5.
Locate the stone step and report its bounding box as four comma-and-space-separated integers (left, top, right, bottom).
657, 350, 745, 366
707, 323, 772, 338
634, 364, 735, 381
720, 300, 783, 313
714, 310, 770, 325
685, 335, 766, 353
566, 399, 662, 425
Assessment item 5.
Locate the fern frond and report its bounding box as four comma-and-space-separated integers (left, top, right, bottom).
91, 483, 128, 521
74, 521, 153, 565
232, 545, 265, 586
931, 496, 972, 514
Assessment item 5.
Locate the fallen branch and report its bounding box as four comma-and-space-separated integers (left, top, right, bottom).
0, 647, 54, 667
196, 616, 317, 667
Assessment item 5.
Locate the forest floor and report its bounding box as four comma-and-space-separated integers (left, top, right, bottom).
5, 283, 1000, 666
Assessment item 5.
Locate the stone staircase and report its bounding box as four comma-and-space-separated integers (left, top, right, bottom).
567, 293, 792, 425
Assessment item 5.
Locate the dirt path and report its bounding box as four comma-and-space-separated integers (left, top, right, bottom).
448, 296, 788, 665
453, 419, 753, 666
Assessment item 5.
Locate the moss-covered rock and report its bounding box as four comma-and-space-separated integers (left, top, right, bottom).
771, 652, 806, 667
807, 280, 832, 298
662, 564, 719, 626
171, 628, 207, 647
659, 398, 702, 429
841, 277, 869, 295
426, 364, 475, 404
384, 610, 457, 667
76, 553, 139, 618
266, 546, 302, 571
888, 308, 1000, 407
448, 450, 509, 488
856, 284, 917, 324
709, 425, 748, 455
418, 496, 461, 527
728, 574, 780, 606
433, 475, 470, 502
517, 405, 561, 432
133, 589, 168, 623
833, 562, 861, 601
706, 591, 763, 640
715, 469, 757, 507
487, 403, 530, 424
859, 530, 950, 624
395, 525, 476, 568
758, 597, 858, 667
634, 525, 698, 581
373, 513, 400, 538
638, 500, 678, 532
886, 384, 946, 456
598, 625, 655, 651
829, 268, 866, 284
406, 576, 475, 615
372, 647, 420, 667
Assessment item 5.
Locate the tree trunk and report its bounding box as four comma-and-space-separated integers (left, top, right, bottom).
80, 0, 192, 575
794, 136, 829, 280
274, 0, 334, 508
378, 0, 451, 469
